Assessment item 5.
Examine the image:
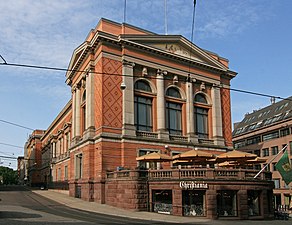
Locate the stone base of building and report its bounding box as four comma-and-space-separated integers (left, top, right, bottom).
67, 169, 275, 220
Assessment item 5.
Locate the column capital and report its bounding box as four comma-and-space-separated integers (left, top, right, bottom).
157, 69, 167, 77
122, 60, 135, 68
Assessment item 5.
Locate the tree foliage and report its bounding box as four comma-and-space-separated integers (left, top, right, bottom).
0, 166, 18, 185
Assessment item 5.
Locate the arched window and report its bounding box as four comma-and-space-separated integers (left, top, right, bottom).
166, 87, 182, 135
194, 94, 209, 139
134, 80, 153, 132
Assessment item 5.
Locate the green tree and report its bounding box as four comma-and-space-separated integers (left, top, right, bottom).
0, 166, 18, 185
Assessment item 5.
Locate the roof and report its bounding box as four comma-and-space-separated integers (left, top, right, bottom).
233, 97, 292, 137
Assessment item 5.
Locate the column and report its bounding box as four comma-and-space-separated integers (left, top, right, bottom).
52, 141, 56, 158
71, 87, 76, 138
85, 68, 95, 137
75, 84, 81, 138
122, 60, 136, 136
211, 84, 224, 146
156, 70, 168, 139
186, 80, 198, 143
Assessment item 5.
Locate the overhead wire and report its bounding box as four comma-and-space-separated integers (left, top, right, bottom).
0, 119, 34, 131
0, 59, 290, 102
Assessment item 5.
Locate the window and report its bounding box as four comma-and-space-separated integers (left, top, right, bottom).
58, 168, 61, 181
280, 128, 290, 137
152, 190, 173, 214
254, 150, 260, 157
183, 190, 206, 216
138, 150, 158, 169
194, 94, 209, 139
246, 136, 261, 145
247, 191, 261, 216
271, 146, 279, 155
81, 91, 86, 133
166, 88, 182, 135
262, 148, 269, 157
64, 165, 68, 180
262, 131, 279, 141
134, 80, 153, 132
75, 154, 83, 179
273, 179, 280, 189
66, 132, 70, 151
217, 190, 238, 217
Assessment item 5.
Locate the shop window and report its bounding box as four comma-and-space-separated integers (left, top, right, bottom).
152, 190, 172, 214
217, 190, 238, 217
247, 190, 261, 216
182, 190, 206, 216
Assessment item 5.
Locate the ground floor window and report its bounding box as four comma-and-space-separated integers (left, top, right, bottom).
152, 190, 172, 214
247, 190, 261, 216
217, 190, 238, 217
274, 194, 281, 210
182, 190, 206, 216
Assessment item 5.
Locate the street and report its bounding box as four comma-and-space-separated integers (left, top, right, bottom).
0, 185, 291, 225
0, 185, 176, 225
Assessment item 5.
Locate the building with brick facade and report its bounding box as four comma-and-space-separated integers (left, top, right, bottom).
233, 97, 292, 213
23, 18, 274, 220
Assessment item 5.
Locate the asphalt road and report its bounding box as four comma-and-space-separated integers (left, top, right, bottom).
0, 185, 178, 225
0, 185, 291, 225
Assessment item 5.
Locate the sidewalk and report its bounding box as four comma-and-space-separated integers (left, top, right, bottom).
32, 189, 211, 224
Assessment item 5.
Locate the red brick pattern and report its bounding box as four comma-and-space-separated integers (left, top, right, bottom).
102, 58, 122, 128
221, 88, 232, 146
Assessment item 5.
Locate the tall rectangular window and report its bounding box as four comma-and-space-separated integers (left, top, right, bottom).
64, 165, 68, 180
262, 148, 269, 157
75, 154, 83, 179
271, 146, 279, 155
166, 102, 182, 135
195, 107, 208, 139
134, 96, 153, 131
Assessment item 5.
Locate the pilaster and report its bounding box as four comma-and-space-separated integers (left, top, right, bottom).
156, 69, 169, 140
122, 60, 136, 136
211, 84, 224, 146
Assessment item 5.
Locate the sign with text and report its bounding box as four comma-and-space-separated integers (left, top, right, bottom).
179, 181, 208, 189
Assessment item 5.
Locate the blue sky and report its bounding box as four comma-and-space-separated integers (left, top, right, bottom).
0, 0, 291, 169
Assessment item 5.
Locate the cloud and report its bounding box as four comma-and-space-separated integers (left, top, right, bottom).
196, 0, 275, 40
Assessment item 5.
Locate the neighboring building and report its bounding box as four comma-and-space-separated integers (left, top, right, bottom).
17, 156, 24, 184
233, 97, 292, 211
24, 18, 275, 219
24, 129, 45, 186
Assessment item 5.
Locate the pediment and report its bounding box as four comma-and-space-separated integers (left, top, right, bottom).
125, 35, 229, 71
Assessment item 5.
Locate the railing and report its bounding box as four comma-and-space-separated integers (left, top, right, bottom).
169, 135, 188, 142
106, 168, 272, 181
136, 131, 158, 139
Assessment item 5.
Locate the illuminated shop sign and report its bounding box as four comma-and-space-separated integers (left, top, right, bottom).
179, 181, 208, 189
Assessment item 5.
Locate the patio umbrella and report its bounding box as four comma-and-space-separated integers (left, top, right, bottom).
215, 150, 257, 163
218, 161, 239, 167
245, 157, 267, 165
172, 148, 215, 163
136, 152, 172, 162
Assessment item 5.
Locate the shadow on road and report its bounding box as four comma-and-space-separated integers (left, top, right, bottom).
0, 211, 42, 219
